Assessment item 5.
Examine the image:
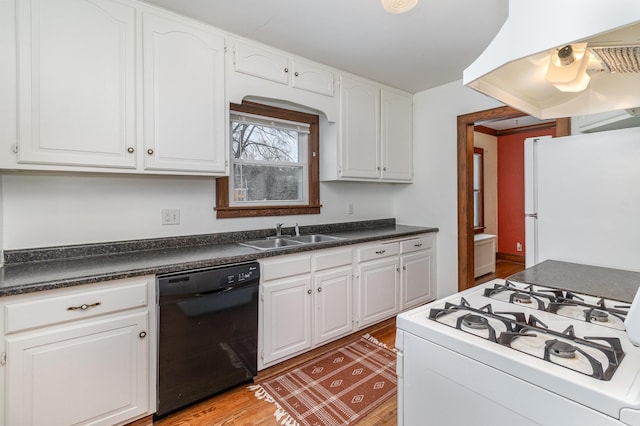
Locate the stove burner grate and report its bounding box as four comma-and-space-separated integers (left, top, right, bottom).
429, 297, 626, 381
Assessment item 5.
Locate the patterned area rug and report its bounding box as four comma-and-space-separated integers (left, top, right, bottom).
249, 334, 397, 426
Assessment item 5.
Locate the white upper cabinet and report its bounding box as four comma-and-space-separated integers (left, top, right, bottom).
381, 88, 413, 181
339, 76, 381, 179
17, 0, 137, 168
142, 11, 227, 174
234, 41, 290, 85
321, 74, 413, 182
233, 40, 335, 97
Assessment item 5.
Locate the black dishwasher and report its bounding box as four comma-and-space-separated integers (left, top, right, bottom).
156, 261, 259, 418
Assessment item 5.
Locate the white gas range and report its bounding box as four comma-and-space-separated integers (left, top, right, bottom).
396, 278, 640, 425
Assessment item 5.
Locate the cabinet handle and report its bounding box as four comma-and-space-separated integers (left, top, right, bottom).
307, 289, 312, 295
284, 67, 289, 73
294, 71, 299, 77
147, 148, 154, 155
127, 147, 134, 154
67, 302, 101, 311
414, 243, 423, 248
397, 267, 400, 272
375, 250, 386, 254
317, 287, 322, 293
403, 266, 407, 270
139, 331, 147, 339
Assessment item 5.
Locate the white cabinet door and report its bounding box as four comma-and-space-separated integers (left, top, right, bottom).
339, 76, 380, 179
233, 40, 289, 85
262, 276, 312, 365
400, 249, 435, 310
358, 257, 399, 328
381, 89, 413, 181
5, 312, 149, 426
142, 12, 227, 173
17, 0, 136, 168
313, 266, 352, 346
291, 60, 334, 97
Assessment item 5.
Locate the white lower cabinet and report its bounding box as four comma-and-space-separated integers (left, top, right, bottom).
357, 254, 400, 329
262, 274, 313, 366
259, 234, 435, 369
259, 248, 353, 369
400, 235, 436, 310
0, 276, 156, 426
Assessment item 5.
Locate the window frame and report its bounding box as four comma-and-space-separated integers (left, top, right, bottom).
215, 101, 321, 219
473, 146, 485, 234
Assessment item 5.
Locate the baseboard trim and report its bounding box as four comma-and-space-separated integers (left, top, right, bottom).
497, 252, 525, 264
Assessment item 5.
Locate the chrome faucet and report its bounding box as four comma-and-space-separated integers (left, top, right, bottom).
294, 223, 300, 237
275, 223, 284, 236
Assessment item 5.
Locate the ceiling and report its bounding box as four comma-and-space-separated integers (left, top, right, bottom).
141, 0, 509, 94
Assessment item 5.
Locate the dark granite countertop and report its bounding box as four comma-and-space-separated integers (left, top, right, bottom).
0, 219, 437, 297
507, 260, 640, 303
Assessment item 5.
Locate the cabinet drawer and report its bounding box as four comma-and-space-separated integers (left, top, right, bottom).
5, 279, 149, 334
400, 235, 435, 254
261, 254, 311, 282
314, 248, 353, 271
357, 242, 399, 263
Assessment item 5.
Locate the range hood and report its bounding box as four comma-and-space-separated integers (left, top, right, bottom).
464, 0, 640, 119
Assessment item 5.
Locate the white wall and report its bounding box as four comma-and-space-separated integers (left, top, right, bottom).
394, 80, 502, 298
1, 174, 395, 249
473, 131, 498, 236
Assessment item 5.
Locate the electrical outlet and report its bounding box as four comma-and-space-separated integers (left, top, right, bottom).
162, 209, 180, 225
516, 242, 523, 252
347, 203, 354, 215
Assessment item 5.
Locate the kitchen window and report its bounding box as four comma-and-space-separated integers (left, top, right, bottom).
215, 101, 321, 218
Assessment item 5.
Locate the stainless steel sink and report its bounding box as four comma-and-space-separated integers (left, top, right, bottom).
238, 238, 306, 251
238, 234, 343, 250
285, 234, 343, 243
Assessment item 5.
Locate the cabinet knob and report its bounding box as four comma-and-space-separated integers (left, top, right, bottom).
383, 167, 387, 171
377, 166, 381, 171
307, 289, 312, 295
127, 147, 134, 154
397, 267, 400, 272
139, 331, 147, 339
403, 266, 407, 270
147, 149, 154, 155
317, 287, 322, 293
284, 67, 289, 73
294, 71, 299, 77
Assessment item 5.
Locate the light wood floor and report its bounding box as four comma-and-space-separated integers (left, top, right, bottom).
144, 260, 524, 426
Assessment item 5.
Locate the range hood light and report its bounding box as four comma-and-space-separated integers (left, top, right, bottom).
545, 44, 592, 92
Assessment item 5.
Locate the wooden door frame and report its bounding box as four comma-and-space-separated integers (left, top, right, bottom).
457, 107, 571, 292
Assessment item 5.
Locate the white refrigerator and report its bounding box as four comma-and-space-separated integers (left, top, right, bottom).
524, 126, 640, 272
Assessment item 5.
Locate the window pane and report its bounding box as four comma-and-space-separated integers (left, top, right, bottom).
233, 164, 303, 202
231, 121, 300, 163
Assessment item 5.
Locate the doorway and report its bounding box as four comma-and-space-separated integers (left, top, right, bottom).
456, 106, 570, 292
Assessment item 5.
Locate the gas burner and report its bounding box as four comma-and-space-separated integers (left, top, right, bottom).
586, 309, 609, 322
428, 297, 626, 380
548, 340, 577, 359
461, 314, 489, 329
484, 281, 630, 331
513, 293, 533, 304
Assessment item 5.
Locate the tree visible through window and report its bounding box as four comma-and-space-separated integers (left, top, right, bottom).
231, 111, 306, 204
215, 101, 321, 218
